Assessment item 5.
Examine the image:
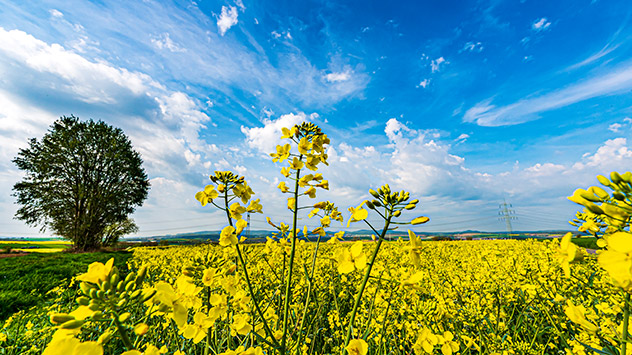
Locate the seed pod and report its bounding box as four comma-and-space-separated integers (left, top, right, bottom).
411, 216, 430, 225
110, 274, 119, 288
568, 221, 578, 227
91, 311, 103, 320
136, 266, 148, 285
80, 282, 92, 296
369, 189, 379, 198
88, 301, 100, 311
141, 289, 157, 303
77, 297, 90, 306
125, 282, 135, 292
118, 312, 131, 323
101, 281, 110, 292
125, 272, 136, 284
60, 320, 85, 330
50, 313, 75, 324
393, 210, 402, 217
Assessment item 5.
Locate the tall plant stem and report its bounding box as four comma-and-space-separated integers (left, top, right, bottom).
295, 234, 323, 354
623, 292, 631, 355
113, 316, 134, 351
342, 216, 391, 352
223, 188, 280, 350
281, 165, 302, 355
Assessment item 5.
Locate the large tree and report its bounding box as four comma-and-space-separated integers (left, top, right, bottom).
12, 115, 150, 250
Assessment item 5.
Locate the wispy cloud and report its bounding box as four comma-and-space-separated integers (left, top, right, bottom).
325, 71, 351, 83
463, 61, 632, 126
460, 41, 483, 53
151, 33, 186, 53
431, 57, 447, 73
531, 17, 551, 32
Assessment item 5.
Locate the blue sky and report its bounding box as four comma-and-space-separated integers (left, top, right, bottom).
1, 0, 632, 236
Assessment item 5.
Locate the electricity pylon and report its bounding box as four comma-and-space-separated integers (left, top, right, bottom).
498, 199, 517, 236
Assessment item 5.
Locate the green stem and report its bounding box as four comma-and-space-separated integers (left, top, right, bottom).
342, 215, 392, 352
113, 316, 134, 351
205, 286, 212, 355
281, 163, 302, 354
295, 233, 323, 354
623, 292, 631, 355
224, 187, 281, 350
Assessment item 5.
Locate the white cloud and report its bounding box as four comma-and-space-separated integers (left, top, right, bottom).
456, 133, 469, 142
609, 123, 622, 133
49, 9, 63, 18
151, 33, 186, 53
417, 79, 430, 88
241, 112, 316, 154
461, 41, 483, 53
217, 6, 238, 36
431, 57, 447, 73
532, 17, 551, 32
0, 27, 219, 236
325, 71, 351, 83
463, 61, 632, 126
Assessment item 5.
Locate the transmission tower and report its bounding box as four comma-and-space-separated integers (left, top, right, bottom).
498, 199, 517, 236
247, 212, 251, 238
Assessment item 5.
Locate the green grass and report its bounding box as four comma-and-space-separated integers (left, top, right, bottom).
0, 251, 132, 321
570, 236, 599, 249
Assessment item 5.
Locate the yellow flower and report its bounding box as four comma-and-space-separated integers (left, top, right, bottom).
305, 186, 316, 198
277, 181, 290, 193
289, 156, 304, 170
345, 339, 368, 355
298, 136, 312, 154
246, 198, 263, 213
202, 268, 216, 287
183, 311, 215, 343
230, 202, 247, 220
337, 241, 367, 273
413, 328, 438, 354
598, 231, 632, 290
557, 232, 579, 278
134, 323, 149, 336
564, 300, 598, 333
195, 185, 219, 206
220, 226, 238, 246
347, 203, 368, 227
76, 258, 114, 284
320, 215, 331, 227
281, 126, 297, 139
305, 155, 320, 171
231, 313, 252, 336
287, 197, 296, 210
280, 167, 291, 177
270, 144, 291, 162
407, 230, 423, 268
42, 335, 103, 355
236, 218, 248, 235
439, 331, 459, 355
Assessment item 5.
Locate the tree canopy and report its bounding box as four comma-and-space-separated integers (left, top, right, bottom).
12, 116, 150, 250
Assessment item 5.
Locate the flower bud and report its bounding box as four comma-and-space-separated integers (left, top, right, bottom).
369, 189, 379, 198
372, 199, 382, 207
404, 204, 415, 210
50, 313, 74, 324
611, 171, 623, 184
80, 282, 92, 296
134, 323, 149, 336
136, 266, 148, 285
365, 200, 375, 210
597, 175, 611, 187
117, 280, 126, 291
125, 272, 136, 284
585, 202, 604, 215
118, 312, 131, 323
110, 274, 119, 288
411, 216, 430, 225
101, 281, 110, 292
91, 311, 103, 320
60, 320, 85, 330
77, 297, 90, 306
613, 191, 626, 201
393, 210, 402, 217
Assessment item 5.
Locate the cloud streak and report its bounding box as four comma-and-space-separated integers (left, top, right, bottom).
463, 61, 632, 126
